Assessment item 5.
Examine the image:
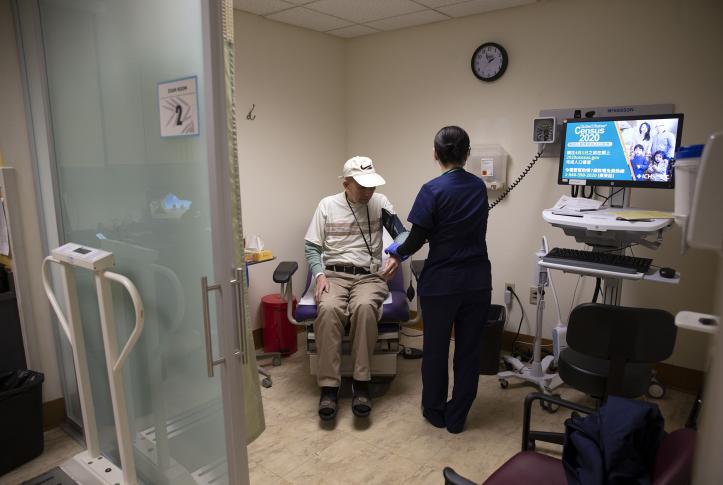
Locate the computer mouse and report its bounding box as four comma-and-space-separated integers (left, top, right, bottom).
659, 267, 676, 279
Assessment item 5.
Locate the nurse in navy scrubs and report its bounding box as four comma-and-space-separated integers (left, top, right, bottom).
382, 125, 492, 433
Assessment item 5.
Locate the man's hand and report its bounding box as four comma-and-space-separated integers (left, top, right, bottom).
314, 274, 330, 304
379, 257, 400, 281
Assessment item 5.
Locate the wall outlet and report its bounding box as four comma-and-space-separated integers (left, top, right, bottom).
529, 286, 538, 305
504, 282, 514, 306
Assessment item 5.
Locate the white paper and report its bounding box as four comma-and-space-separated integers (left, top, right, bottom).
480, 158, 494, 177
551, 195, 603, 212
158, 76, 199, 138
0, 199, 9, 256
245, 234, 265, 251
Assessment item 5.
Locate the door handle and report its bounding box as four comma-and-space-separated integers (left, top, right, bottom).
231, 267, 247, 364
201, 276, 225, 377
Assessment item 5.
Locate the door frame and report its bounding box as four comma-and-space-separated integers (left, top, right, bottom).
13, 1, 251, 483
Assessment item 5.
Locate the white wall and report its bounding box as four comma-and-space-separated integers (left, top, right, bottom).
233, 11, 346, 333
344, 0, 723, 370
0, 0, 63, 401
5, 0, 722, 408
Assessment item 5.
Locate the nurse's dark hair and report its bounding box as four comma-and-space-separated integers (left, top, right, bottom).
434, 126, 470, 166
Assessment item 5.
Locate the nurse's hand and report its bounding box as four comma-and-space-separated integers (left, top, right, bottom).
315, 274, 329, 303
379, 257, 400, 281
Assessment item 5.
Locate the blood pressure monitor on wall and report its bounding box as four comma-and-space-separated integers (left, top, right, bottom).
533, 117, 556, 144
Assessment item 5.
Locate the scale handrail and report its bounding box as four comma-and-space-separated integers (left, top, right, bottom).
41, 256, 72, 341
103, 270, 145, 373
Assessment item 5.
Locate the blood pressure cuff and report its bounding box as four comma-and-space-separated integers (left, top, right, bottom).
382, 208, 407, 240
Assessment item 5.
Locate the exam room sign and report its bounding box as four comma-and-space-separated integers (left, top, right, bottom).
158, 76, 199, 138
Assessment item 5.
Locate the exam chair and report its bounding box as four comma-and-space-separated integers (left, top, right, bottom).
271, 255, 422, 381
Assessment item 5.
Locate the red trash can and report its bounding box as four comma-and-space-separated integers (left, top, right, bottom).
262, 294, 298, 356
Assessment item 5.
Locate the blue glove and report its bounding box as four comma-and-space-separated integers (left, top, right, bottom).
384, 242, 408, 261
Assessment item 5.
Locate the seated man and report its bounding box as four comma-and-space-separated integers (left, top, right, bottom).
304, 156, 408, 421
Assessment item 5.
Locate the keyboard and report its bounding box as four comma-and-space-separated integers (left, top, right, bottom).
543, 247, 652, 274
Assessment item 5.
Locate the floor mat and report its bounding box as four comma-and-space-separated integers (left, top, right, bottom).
22, 467, 77, 485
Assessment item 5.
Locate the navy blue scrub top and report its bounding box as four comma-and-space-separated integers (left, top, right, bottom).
408, 168, 491, 297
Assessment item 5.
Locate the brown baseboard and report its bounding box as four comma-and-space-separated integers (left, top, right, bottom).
502, 330, 551, 353
653, 362, 703, 395
501, 330, 701, 395
42, 398, 66, 430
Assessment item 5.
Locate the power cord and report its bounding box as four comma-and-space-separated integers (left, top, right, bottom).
595, 187, 624, 206
568, 275, 582, 319
508, 288, 528, 356
489, 147, 545, 210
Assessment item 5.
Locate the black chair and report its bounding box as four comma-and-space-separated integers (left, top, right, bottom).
443, 303, 683, 484
558, 303, 677, 400
527, 303, 677, 448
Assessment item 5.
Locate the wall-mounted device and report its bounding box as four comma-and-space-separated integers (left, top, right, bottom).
538, 103, 675, 158
466, 144, 507, 190
687, 131, 723, 251
558, 113, 683, 189
533, 117, 556, 143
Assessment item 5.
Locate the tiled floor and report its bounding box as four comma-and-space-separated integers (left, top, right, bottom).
247, 338, 695, 484
1, 338, 695, 485
0, 427, 83, 485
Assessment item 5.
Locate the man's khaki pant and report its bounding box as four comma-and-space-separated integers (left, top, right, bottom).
315, 271, 388, 388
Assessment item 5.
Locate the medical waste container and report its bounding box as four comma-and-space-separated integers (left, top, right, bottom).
479, 304, 506, 375
262, 294, 297, 356
0, 369, 45, 475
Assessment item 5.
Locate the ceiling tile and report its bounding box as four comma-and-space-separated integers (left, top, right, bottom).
306, 0, 425, 23
232, 0, 294, 16
438, 0, 536, 17
410, 0, 469, 7
267, 7, 353, 31
366, 9, 449, 31
283, 0, 316, 4
327, 24, 380, 38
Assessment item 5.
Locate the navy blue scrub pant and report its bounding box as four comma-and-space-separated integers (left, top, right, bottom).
420, 289, 492, 433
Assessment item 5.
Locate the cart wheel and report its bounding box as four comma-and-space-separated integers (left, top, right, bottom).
540, 395, 560, 413
262, 378, 272, 388
499, 379, 509, 389
272, 356, 282, 367
647, 380, 665, 399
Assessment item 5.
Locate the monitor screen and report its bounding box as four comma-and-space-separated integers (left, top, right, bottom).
558, 114, 683, 188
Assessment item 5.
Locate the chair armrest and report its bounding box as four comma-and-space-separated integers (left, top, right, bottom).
443, 467, 477, 485
273, 261, 298, 283
522, 392, 594, 451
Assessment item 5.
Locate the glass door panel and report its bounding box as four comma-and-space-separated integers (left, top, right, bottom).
30, 0, 252, 483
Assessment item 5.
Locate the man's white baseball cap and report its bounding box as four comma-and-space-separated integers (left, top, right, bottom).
341, 156, 386, 188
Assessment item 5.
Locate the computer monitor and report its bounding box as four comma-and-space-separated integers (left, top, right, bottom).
558, 113, 684, 189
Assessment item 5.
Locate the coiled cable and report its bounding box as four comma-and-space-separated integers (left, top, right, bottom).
489, 146, 545, 210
